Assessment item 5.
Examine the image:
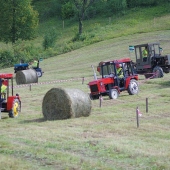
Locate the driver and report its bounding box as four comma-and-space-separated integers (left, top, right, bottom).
1, 79, 7, 99
116, 64, 124, 78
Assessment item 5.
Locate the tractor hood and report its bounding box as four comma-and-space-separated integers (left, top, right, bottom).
88, 77, 113, 85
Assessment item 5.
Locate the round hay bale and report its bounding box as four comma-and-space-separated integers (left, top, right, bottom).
42, 87, 92, 120
16, 69, 38, 85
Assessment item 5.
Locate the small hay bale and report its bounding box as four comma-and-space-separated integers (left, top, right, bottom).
42, 87, 92, 120
16, 69, 38, 85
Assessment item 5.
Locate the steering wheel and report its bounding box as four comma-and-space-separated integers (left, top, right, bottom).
109, 73, 115, 77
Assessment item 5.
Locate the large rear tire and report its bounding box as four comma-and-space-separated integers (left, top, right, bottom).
109, 89, 119, 99
128, 79, 139, 95
9, 99, 21, 118
36, 71, 42, 77
153, 66, 164, 78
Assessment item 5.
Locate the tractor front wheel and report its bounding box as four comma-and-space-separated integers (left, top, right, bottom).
109, 89, 119, 99
89, 94, 99, 100
128, 79, 139, 95
9, 99, 21, 118
153, 66, 164, 78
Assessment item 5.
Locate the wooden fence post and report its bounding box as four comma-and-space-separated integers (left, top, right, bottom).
146, 98, 148, 113
136, 106, 139, 128
82, 77, 84, 84
99, 95, 102, 107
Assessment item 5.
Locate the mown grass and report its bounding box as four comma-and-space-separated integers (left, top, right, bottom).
0, 30, 170, 169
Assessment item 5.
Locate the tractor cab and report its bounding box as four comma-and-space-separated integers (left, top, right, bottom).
99, 59, 135, 88
88, 58, 139, 100
133, 42, 170, 78
134, 43, 161, 73
0, 73, 21, 119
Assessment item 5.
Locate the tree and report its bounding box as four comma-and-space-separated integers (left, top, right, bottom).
72, 0, 97, 35
0, 0, 39, 44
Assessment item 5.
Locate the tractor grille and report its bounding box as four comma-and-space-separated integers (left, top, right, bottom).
90, 84, 98, 92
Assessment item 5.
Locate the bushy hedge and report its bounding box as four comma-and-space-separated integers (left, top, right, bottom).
126, 0, 168, 7
36, 0, 168, 21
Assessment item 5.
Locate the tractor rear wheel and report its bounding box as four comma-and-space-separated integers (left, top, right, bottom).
36, 71, 42, 77
128, 79, 139, 95
9, 99, 21, 118
109, 89, 119, 99
153, 66, 164, 78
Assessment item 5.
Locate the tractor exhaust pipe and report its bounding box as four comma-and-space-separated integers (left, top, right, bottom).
91, 65, 97, 80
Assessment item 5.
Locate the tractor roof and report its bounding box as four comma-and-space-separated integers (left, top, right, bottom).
134, 42, 160, 48
14, 63, 29, 67
99, 58, 131, 66
0, 73, 13, 79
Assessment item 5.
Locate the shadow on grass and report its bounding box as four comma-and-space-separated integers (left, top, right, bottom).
144, 79, 170, 88
20, 117, 46, 123
159, 80, 170, 88
0, 116, 9, 119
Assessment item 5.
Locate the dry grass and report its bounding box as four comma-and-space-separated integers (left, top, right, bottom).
0, 31, 170, 170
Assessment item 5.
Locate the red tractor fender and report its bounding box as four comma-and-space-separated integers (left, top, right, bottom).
112, 86, 121, 93
7, 96, 20, 111
125, 76, 138, 89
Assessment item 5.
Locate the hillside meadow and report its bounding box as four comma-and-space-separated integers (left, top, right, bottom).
1, 2, 170, 68
0, 30, 170, 170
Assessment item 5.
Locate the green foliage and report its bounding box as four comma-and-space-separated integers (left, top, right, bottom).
61, 2, 75, 20
0, 49, 16, 68
0, 0, 39, 43
13, 41, 42, 63
40, 1, 61, 20
108, 0, 127, 12
72, 32, 95, 42
1, 0, 170, 69
0, 40, 44, 68
126, 0, 168, 7
36, 0, 71, 21
42, 28, 58, 50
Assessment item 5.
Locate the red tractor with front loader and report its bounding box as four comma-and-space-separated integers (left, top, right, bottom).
88, 58, 139, 99
0, 73, 21, 119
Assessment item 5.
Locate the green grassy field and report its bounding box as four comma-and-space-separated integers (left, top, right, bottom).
0, 30, 170, 170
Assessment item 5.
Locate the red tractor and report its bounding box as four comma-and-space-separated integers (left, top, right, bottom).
0, 73, 21, 118
88, 58, 139, 99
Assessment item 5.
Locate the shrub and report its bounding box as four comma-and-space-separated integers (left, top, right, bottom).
42, 28, 58, 50
13, 41, 42, 63
61, 2, 75, 20
0, 49, 16, 68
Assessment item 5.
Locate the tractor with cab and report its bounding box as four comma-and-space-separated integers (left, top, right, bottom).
132, 42, 170, 78
14, 59, 43, 77
0, 73, 21, 118
88, 58, 139, 100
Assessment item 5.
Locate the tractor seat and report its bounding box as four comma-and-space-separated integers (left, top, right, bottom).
1, 98, 6, 103
119, 78, 125, 88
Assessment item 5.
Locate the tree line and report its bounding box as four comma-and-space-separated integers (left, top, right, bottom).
0, 0, 169, 68
0, 0, 169, 44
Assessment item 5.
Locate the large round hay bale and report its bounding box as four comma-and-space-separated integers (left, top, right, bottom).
42, 87, 92, 120
16, 69, 38, 85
